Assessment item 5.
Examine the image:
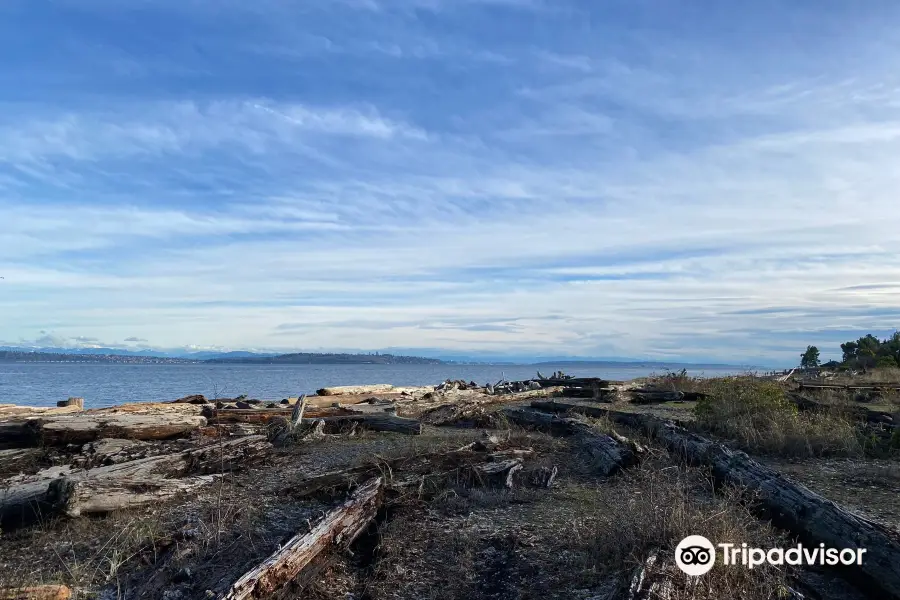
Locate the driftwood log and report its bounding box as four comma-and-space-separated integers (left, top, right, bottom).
205, 407, 355, 425
787, 393, 895, 427
798, 382, 900, 392
0, 585, 72, 600
48, 474, 221, 517
503, 407, 637, 476
28, 413, 207, 446
315, 414, 422, 435
222, 477, 383, 600
315, 384, 394, 396
474, 458, 523, 488
530, 399, 900, 599
1, 436, 270, 527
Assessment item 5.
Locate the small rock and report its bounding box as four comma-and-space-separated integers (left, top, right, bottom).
235, 401, 254, 409
280, 398, 290, 404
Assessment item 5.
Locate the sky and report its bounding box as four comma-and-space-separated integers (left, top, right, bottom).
1, 0, 899, 364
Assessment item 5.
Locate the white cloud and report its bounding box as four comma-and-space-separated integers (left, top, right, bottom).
0, 100, 423, 167
3, 2, 900, 363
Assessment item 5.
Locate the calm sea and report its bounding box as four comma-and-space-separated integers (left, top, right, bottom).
0, 363, 749, 409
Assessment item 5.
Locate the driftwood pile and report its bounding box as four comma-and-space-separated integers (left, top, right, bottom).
486, 372, 613, 399
0, 389, 428, 530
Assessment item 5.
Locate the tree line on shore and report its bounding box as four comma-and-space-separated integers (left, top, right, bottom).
800, 331, 900, 369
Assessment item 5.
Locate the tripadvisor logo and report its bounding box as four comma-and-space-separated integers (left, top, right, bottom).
675, 536, 716, 576
675, 535, 867, 576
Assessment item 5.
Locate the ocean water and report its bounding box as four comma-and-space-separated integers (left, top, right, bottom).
0, 363, 748, 409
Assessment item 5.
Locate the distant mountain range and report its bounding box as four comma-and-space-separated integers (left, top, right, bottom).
0, 346, 275, 360
0, 345, 758, 368
0, 348, 443, 365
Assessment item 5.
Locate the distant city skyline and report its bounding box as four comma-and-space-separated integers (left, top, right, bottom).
1, 1, 899, 364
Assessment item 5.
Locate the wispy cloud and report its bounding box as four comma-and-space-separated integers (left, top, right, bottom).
1, 0, 899, 363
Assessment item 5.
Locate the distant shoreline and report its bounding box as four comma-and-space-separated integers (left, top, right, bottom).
0, 350, 761, 370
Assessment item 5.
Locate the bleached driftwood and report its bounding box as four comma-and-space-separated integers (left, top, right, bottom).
33, 413, 208, 446
1, 436, 270, 526
222, 477, 383, 600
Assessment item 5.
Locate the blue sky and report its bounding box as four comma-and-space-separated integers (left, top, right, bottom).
1, 0, 899, 364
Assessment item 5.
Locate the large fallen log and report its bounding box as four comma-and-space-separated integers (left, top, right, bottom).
316, 384, 394, 396
0, 405, 84, 418
47, 474, 220, 517
204, 407, 348, 425
1, 436, 270, 527
30, 413, 208, 446
799, 382, 900, 392
316, 414, 422, 435
503, 407, 637, 476
787, 393, 895, 427
223, 477, 383, 600
530, 399, 900, 599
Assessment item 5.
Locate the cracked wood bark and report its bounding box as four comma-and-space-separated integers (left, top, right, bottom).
502, 407, 637, 476
223, 477, 383, 600
530, 398, 900, 600
47, 474, 221, 517
31, 413, 208, 446
1, 436, 270, 527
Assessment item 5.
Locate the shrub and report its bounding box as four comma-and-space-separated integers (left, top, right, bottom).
694, 377, 862, 457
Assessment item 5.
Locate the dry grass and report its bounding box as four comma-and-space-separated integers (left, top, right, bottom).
694, 377, 864, 457
570, 462, 791, 599
0, 511, 166, 596
364, 454, 792, 600
829, 366, 900, 384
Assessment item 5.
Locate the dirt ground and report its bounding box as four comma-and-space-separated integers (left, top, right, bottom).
1, 389, 897, 600
761, 456, 900, 531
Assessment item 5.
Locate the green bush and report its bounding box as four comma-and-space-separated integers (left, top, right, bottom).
694, 377, 862, 457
